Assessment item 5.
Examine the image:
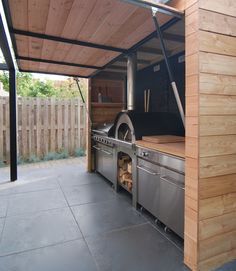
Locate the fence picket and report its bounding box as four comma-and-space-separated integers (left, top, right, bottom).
0, 97, 85, 163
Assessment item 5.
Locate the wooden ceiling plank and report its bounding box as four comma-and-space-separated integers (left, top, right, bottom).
59, 0, 116, 69
39, 0, 74, 72
50, 0, 97, 67
9, 0, 28, 29
28, 0, 51, 71
88, 1, 138, 45
9, 0, 29, 69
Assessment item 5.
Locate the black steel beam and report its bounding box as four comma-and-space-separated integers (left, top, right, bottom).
19, 68, 89, 78
120, 0, 184, 18
9, 69, 17, 181
91, 17, 180, 78
11, 28, 127, 53
2, 0, 18, 58
0, 63, 8, 70
162, 32, 184, 43
0, 9, 15, 70
0, 2, 18, 181
108, 65, 127, 71
139, 46, 171, 55
118, 58, 151, 65
17, 56, 102, 70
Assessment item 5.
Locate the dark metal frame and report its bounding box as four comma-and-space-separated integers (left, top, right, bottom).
19, 69, 89, 79
91, 17, 180, 78
120, 0, 184, 18
0, 63, 8, 70
17, 56, 103, 70
0, 4, 17, 181
11, 28, 127, 53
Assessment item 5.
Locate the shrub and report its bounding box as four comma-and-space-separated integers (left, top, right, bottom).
43, 150, 69, 161
0, 160, 6, 168
27, 154, 41, 163
17, 156, 25, 165
74, 148, 85, 157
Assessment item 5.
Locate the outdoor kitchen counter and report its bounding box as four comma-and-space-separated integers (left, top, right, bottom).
135, 140, 185, 158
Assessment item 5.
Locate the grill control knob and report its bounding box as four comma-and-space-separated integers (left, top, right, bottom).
142, 151, 149, 157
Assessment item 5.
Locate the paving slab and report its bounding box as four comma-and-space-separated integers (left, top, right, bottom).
86, 223, 188, 271
7, 189, 68, 216
0, 196, 8, 218
72, 199, 146, 237
58, 170, 103, 187
0, 208, 82, 256
0, 239, 98, 271
62, 182, 116, 206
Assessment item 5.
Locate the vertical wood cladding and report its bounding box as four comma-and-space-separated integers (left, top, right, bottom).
184, 0, 236, 270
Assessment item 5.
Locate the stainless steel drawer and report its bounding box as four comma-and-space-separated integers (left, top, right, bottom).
158, 175, 184, 238
94, 144, 116, 184
137, 158, 161, 218
137, 156, 185, 238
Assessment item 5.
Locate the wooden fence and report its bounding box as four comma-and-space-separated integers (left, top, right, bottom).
0, 96, 86, 163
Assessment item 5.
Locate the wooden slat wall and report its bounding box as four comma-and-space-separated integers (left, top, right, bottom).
184, 0, 199, 270
184, 0, 236, 270
0, 97, 86, 163
86, 77, 124, 172
90, 78, 124, 127
198, 0, 236, 270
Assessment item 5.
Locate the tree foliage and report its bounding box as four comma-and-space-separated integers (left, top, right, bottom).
0, 71, 87, 99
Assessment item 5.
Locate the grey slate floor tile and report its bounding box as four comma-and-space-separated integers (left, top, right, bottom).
0, 196, 8, 218
215, 260, 236, 271
62, 182, 117, 206
72, 199, 147, 237
86, 223, 188, 271
0, 218, 4, 238
11, 177, 59, 194
0, 208, 82, 256
58, 170, 103, 187
0, 239, 98, 271
7, 189, 68, 216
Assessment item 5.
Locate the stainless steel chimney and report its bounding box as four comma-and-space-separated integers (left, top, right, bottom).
127, 52, 137, 111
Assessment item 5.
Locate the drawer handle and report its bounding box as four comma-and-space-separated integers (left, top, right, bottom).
137, 165, 159, 176
161, 176, 185, 190
93, 145, 101, 151
101, 149, 112, 155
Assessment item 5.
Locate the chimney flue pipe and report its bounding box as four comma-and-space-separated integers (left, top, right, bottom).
127, 52, 137, 111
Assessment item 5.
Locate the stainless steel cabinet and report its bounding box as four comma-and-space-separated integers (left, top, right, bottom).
137, 150, 185, 238
137, 158, 161, 218
94, 143, 116, 185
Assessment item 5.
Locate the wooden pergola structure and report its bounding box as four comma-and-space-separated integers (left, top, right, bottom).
0, 1, 235, 270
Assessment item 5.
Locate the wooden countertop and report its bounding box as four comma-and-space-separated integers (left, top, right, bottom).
136, 140, 185, 158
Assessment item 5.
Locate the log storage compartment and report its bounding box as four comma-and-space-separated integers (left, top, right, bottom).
118, 152, 132, 193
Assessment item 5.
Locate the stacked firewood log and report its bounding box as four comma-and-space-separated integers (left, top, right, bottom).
118, 155, 132, 192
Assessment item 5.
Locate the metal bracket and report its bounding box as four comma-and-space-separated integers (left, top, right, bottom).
120, 0, 184, 18
74, 78, 92, 127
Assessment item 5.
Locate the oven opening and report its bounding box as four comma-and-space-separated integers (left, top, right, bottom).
118, 152, 132, 193
117, 123, 132, 142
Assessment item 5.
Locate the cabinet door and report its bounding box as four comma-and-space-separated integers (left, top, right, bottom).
137, 159, 160, 218
159, 167, 184, 238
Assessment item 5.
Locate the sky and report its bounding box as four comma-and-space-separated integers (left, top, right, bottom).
32, 73, 68, 81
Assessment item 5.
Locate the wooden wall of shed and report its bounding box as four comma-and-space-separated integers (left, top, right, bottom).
198, 0, 236, 269
90, 78, 124, 127
185, 0, 236, 270
86, 77, 124, 172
